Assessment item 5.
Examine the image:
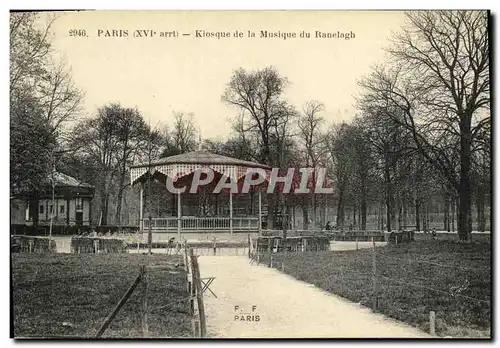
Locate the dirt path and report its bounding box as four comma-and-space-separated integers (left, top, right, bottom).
198, 256, 431, 338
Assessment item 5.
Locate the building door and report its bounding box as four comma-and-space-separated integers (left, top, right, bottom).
76, 211, 83, 225
76, 197, 83, 225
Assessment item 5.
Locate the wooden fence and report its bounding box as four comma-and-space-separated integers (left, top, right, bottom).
11, 235, 57, 253
251, 236, 330, 254
184, 241, 207, 337
71, 237, 128, 253
93, 245, 207, 338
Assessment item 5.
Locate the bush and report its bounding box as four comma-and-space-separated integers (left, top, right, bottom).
10, 224, 139, 236
12, 235, 57, 253
71, 237, 128, 254
254, 236, 330, 252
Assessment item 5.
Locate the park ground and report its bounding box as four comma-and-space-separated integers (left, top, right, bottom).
11, 233, 491, 339
11, 254, 192, 338
199, 256, 432, 338
256, 235, 491, 338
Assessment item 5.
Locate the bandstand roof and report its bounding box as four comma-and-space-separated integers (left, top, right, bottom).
129, 151, 333, 195
132, 150, 272, 169
130, 150, 272, 185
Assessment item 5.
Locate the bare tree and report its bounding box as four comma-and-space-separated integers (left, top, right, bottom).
222, 66, 292, 166
10, 12, 53, 91
160, 112, 198, 156
230, 110, 260, 162
113, 106, 149, 226
297, 101, 325, 229
347, 119, 376, 230
298, 101, 325, 166
327, 123, 352, 229
359, 11, 489, 240
271, 102, 297, 232
71, 105, 122, 225
10, 12, 83, 227
396, 11, 489, 240
37, 60, 85, 137
10, 13, 84, 138
145, 126, 164, 254
222, 66, 297, 229
172, 112, 198, 152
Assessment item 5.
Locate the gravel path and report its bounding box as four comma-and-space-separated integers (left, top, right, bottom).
198, 256, 431, 338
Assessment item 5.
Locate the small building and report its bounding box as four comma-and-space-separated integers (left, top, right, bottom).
11, 171, 95, 229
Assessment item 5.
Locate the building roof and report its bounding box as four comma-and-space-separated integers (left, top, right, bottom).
44, 171, 94, 188
131, 150, 271, 169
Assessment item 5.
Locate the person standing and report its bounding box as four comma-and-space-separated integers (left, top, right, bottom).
431, 228, 437, 240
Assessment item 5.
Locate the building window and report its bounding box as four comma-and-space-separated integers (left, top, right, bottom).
50, 205, 53, 214
60, 205, 65, 214
39, 205, 44, 214
26, 205, 30, 221
76, 197, 83, 211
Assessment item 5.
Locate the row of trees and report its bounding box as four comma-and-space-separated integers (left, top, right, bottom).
9, 14, 202, 226
215, 11, 490, 239
62, 109, 200, 225
10, 12, 490, 240
357, 11, 490, 240
10, 13, 83, 197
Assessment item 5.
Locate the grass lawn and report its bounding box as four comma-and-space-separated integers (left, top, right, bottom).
11, 253, 192, 338
262, 238, 491, 338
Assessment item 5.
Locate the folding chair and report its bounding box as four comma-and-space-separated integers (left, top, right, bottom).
200, 277, 217, 298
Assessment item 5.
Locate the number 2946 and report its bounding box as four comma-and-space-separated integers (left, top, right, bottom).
69, 29, 87, 37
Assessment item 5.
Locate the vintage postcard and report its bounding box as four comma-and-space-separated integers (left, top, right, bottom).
9, 10, 491, 339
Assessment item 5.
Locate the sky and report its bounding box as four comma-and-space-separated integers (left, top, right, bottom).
46, 10, 407, 140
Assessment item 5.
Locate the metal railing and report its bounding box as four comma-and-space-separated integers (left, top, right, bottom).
142, 216, 259, 231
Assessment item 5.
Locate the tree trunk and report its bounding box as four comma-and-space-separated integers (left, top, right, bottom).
311, 160, 317, 230
302, 203, 309, 230
397, 195, 402, 230
29, 191, 40, 227
426, 203, 431, 231
415, 198, 420, 232
104, 192, 110, 226
311, 192, 316, 230
100, 188, 108, 226
322, 199, 327, 227
282, 200, 288, 237
386, 199, 391, 232
476, 193, 485, 232
378, 202, 384, 230
452, 195, 457, 232
123, 191, 129, 225
353, 204, 357, 228
267, 195, 275, 230
421, 203, 425, 231
384, 164, 394, 232
360, 195, 367, 230
458, 117, 473, 241
336, 190, 345, 228
115, 175, 126, 226
444, 189, 450, 232
402, 193, 408, 230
